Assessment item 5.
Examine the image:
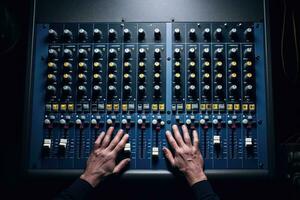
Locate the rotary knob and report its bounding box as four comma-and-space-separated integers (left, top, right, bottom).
138, 73, 145, 82
153, 85, 160, 97
189, 28, 197, 41
174, 28, 181, 41
123, 73, 131, 83
174, 85, 181, 97
62, 85, 72, 96
93, 74, 101, 83
92, 86, 101, 98
93, 48, 102, 60
138, 85, 146, 97
123, 85, 132, 97
244, 27, 254, 41
154, 48, 161, 60
244, 85, 254, 96
202, 85, 210, 97
48, 29, 58, 42
203, 28, 211, 41
244, 47, 253, 59
108, 48, 117, 60
46, 85, 56, 96
139, 48, 146, 60
189, 48, 196, 59
78, 62, 87, 71
48, 49, 58, 60
229, 48, 238, 59
108, 73, 116, 82
108, 85, 117, 95
229, 85, 238, 97
124, 48, 132, 60
63, 29, 73, 42
214, 28, 223, 41
63, 49, 73, 60
229, 28, 238, 41
174, 48, 181, 60
189, 73, 196, 83
154, 28, 161, 40
78, 28, 88, 42
47, 74, 56, 83
138, 28, 145, 41
215, 73, 223, 84
202, 73, 210, 83
93, 28, 102, 41
77, 85, 87, 96
189, 85, 196, 97
123, 28, 131, 41
108, 28, 117, 41
214, 48, 224, 59
63, 73, 72, 82
78, 48, 88, 60
215, 85, 223, 97
202, 48, 210, 59
154, 73, 160, 83
78, 73, 87, 82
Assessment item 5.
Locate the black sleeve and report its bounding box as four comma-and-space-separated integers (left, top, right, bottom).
191, 180, 220, 200
53, 178, 95, 200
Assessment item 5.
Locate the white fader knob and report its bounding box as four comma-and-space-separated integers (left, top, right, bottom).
124, 143, 131, 153
213, 135, 221, 145
152, 147, 159, 157
245, 137, 253, 147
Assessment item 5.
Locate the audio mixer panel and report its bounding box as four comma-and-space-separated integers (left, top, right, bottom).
24, 0, 274, 177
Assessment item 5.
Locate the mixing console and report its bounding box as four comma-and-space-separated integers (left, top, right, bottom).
24, 0, 274, 177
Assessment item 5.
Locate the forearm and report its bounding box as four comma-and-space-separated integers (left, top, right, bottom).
192, 180, 219, 200
53, 178, 95, 200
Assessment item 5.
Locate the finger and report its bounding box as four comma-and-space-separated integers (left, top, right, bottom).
113, 134, 129, 153
113, 158, 130, 174
93, 131, 105, 150
172, 125, 185, 146
165, 130, 179, 150
163, 147, 175, 166
107, 129, 124, 150
192, 129, 199, 147
101, 126, 114, 148
181, 125, 192, 146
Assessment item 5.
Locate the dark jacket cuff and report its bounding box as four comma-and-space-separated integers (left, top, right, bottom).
192, 180, 219, 200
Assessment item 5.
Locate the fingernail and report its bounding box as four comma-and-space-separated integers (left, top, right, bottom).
165, 130, 170, 135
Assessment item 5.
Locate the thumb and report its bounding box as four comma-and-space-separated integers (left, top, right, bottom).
113, 158, 130, 174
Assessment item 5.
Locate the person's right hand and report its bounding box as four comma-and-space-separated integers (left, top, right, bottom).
163, 125, 207, 186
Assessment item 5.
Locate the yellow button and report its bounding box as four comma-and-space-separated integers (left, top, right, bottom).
48, 62, 55, 67
60, 104, 67, 111
113, 104, 119, 111
213, 104, 219, 110
152, 104, 158, 111
78, 62, 85, 67
122, 104, 128, 111
186, 103, 192, 111
124, 62, 130, 67
227, 104, 233, 111
231, 61, 237, 67
204, 61, 210, 67
175, 73, 181, 78
68, 104, 74, 111
249, 104, 255, 111
159, 104, 165, 111
242, 104, 248, 111
189, 61, 196, 67
246, 61, 252, 67
204, 73, 210, 78
200, 104, 206, 111
234, 104, 240, 111
216, 61, 223, 67
139, 62, 145, 67
174, 61, 180, 67
154, 62, 160, 67
52, 104, 59, 112
106, 104, 112, 111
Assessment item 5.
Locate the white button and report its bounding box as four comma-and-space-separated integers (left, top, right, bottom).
106, 119, 113, 124
121, 119, 127, 124
160, 121, 165, 126
91, 119, 97, 125
186, 119, 192, 125
137, 119, 143, 124
75, 119, 82, 125
213, 119, 219, 125
200, 119, 206, 125
152, 119, 158, 125
59, 119, 66, 125
242, 119, 248, 124
44, 119, 51, 125
228, 120, 233, 125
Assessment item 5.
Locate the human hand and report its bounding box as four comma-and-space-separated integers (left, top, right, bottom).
80, 127, 130, 187
163, 125, 207, 186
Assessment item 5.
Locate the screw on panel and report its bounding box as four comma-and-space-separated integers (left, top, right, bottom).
167, 57, 171, 61
258, 120, 263, 125
167, 111, 171, 115
167, 120, 171, 124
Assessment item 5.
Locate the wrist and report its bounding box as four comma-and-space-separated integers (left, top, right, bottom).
185, 171, 207, 186
80, 173, 102, 188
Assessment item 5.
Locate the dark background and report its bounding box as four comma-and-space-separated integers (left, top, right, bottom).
1, 0, 300, 199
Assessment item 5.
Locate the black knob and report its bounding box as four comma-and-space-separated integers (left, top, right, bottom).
203, 28, 211, 41
63, 49, 73, 60
48, 29, 58, 42
108, 73, 116, 82
123, 28, 131, 41
214, 48, 223, 59
93, 85, 101, 98
123, 62, 131, 71
202, 48, 210, 59
78, 28, 88, 42
189, 85, 196, 96
63, 29, 73, 42
244, 85, 254, 96
154, 62, 160, 70
78, 73, 87, 82
202, 61, 210, 71
202, 85, 210, 97
214, 28, 223, 41
154, 28, 161, 40
48, 62, 57, 72
108, 48, 117, 60
93, 28, 102, 41
138, 85, 146, 97
154, 48, 161, 60
215, 85, 223, 97
189, 48, 196, 59
174, 28, 181, 41
78, 62, 87, 71
174, 48, 181, 60
189, 73, 196, 83
123, 85, 132, 97
48, 49, 58, 60
202, 73, 210, 83
139, 48, 146, 60
229, 48, 238, 59
63, 73, 72, 82
138, 73, 145, 82
153, 85, 160, 96
189, 28, 197, 41
123, 73, 131, 83
244, 27, 254, 41
63, 62, 72, 72
244, 47, 253, 59
229, 73, 238, 83
93, 48, 102, 60
229, 85, 238, 97
174, 85, 181, 97
78, 85, 87, 96
124, 48, 132, 60
47, 74, 56, 83
215, 73, 223, 84
62, 85, 72, 96
108, 85, 116, 96
229, 61, 238, 69
138, 28, 145, 41
229, 28, 238, 41
78, 48, 88, 59
244, 73, 254, 83
154, 72, 160, 82
46, 85, 56, 96
108, 29, 117, 41
244, 61, 253, 71
215, 61, 223, 70
93, 73, 101, 83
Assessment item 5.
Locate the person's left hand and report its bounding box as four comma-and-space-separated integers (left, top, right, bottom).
80, 127, 130, 187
